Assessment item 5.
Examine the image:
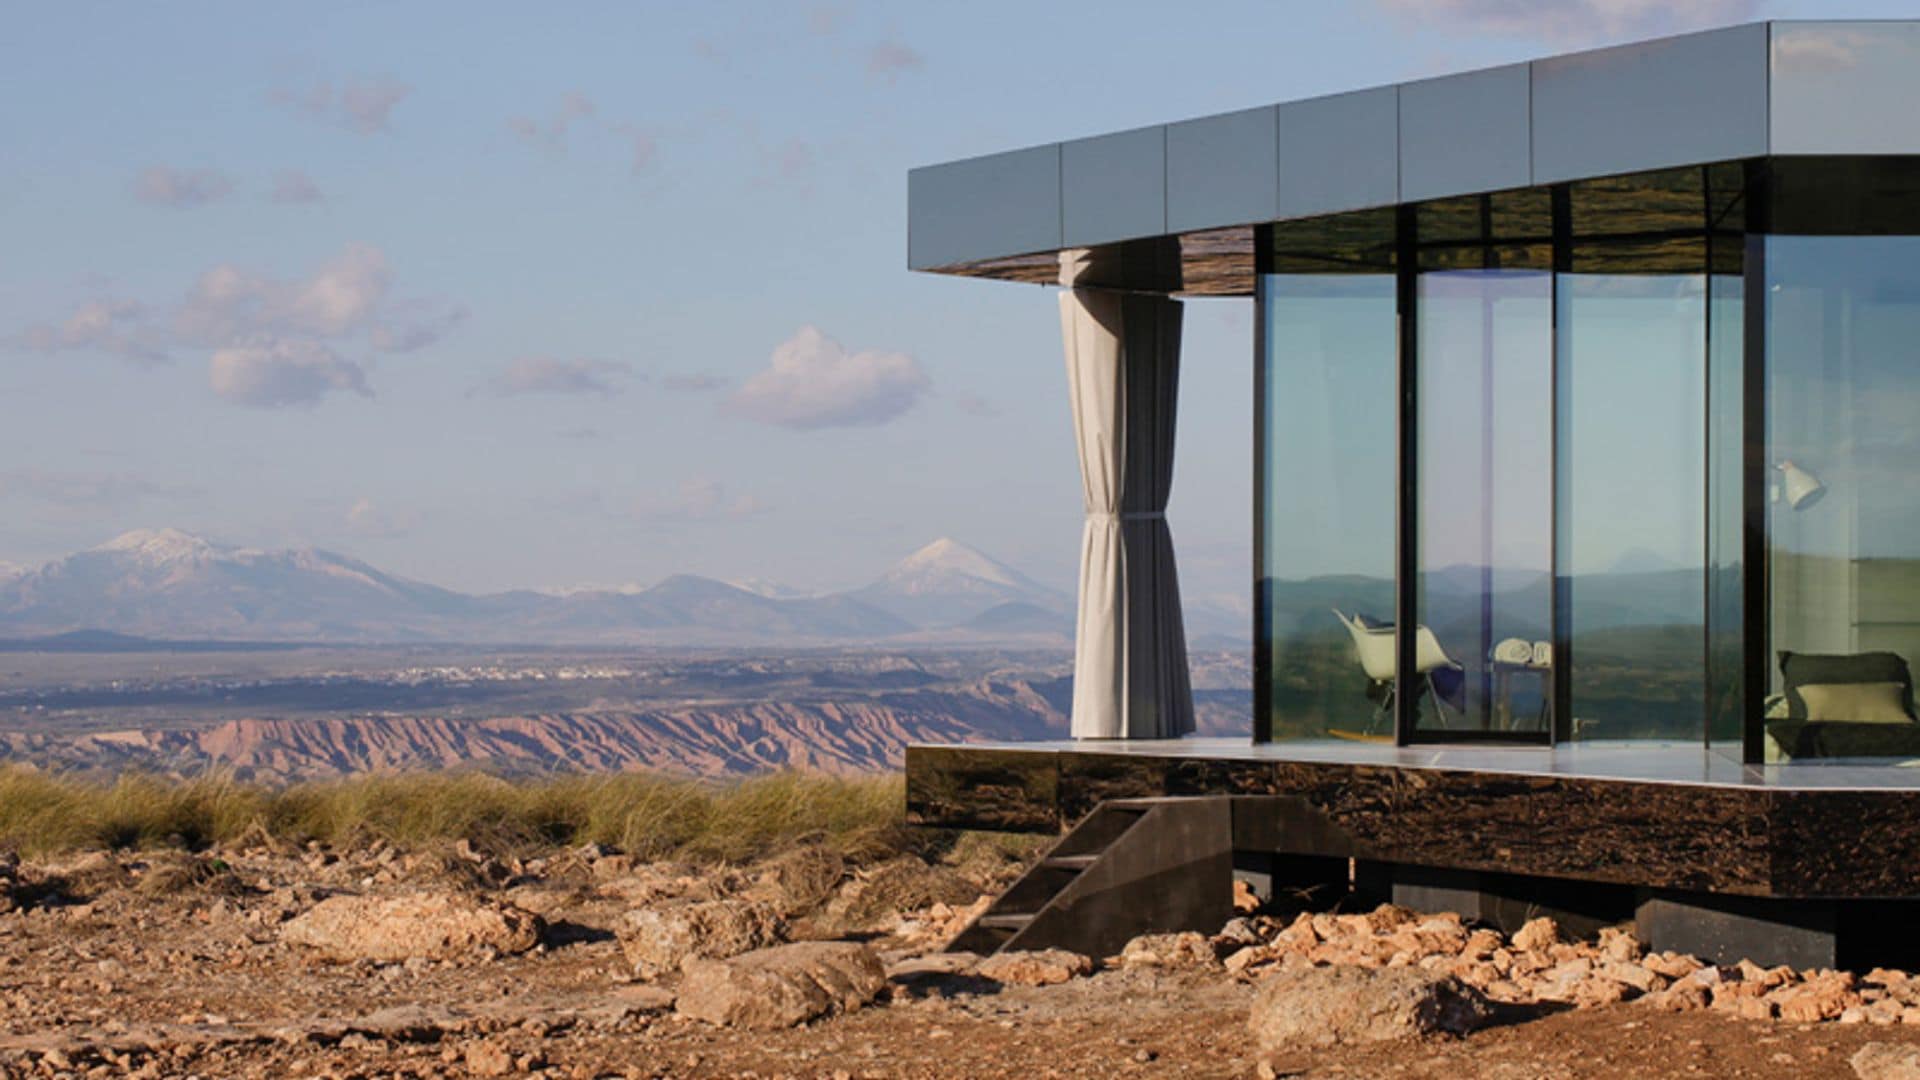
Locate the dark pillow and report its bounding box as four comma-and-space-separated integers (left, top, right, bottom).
1354, 613, 1391, 630
1778, 650, 1915, 720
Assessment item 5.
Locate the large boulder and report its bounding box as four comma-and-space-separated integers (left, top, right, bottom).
1249, 967, 1494, 1051
616, 898, 785, 978
1854, 1043, 1920, 1080
675, 942, 887, 1029
280, 892, 543, 963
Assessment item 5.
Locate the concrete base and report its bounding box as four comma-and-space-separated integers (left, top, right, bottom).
1376, 863, 1638, 939
1235, 851, 1348, 909
1636, 893, 1837, 970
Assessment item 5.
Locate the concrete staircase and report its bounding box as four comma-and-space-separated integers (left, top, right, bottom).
947, 797, 1235, 958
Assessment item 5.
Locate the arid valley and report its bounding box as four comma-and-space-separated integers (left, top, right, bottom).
0, 644, 1252, 780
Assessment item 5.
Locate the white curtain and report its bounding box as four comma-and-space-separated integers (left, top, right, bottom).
1061, 287, 1195, 739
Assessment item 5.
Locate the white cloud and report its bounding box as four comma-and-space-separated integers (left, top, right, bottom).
866, 39, 925, 84
509, 91, 597, 154
487, 358, 634, 397
270, 170, 324, 204
723, 325, 929, 430
18, 244, 460, 407
173, 244, 461, 355
133, 166, 233, 208
209, 340, 370, 408
273, 76, 412, 134
18, 298, 169, 366
1375, 0, 1760, 43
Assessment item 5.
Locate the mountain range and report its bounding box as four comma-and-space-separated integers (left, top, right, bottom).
0, 529, 1249, 647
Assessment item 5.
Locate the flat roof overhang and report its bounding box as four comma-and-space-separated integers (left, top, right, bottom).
907, 20, 1920, 297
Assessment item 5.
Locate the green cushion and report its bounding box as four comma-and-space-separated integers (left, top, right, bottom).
1778, 650, 1915, 721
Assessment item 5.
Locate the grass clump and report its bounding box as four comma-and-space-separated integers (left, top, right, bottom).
0, 766, 906, 862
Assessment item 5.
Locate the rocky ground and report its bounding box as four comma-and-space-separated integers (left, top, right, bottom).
0, 839, 1915, 1078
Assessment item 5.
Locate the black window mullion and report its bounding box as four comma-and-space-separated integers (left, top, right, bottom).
1395, 205, 1419, 747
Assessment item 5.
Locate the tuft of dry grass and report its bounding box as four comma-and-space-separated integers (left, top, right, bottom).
0, 767, 907, 862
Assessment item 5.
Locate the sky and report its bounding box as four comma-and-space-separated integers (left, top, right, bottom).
5, 0, 1918, 608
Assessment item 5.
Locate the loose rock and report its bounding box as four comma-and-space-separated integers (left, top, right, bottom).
616, 898, 785, 978
1510, 917, 1561, 953
977, 949, 1094, 986
280, 892, 543, 963
1248, 966, 1495, 1050
1120, 932, 1219, 970
676, 942, 887, 1029
1853, 1041, 1920, 1080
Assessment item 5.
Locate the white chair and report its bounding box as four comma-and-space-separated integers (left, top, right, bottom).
1332, 609, 1463, 731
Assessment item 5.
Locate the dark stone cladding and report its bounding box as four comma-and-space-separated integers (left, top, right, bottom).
904, 745, 1920, 900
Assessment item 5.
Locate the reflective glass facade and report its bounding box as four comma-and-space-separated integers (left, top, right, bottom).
1257, 159, 1920, 762
1258, 214, 1398, 740
1416, 268, 1553, 736
1762, 232, 1920, 762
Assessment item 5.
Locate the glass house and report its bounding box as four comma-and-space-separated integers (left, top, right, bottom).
1259, 158, 1920, 766
903, 22, 1920, 967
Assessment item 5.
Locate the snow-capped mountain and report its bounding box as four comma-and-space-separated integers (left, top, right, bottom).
725, 577, 818, 600
849, 538, 1071, 628
0, 528, 476, 641
0, 530, 1036, 644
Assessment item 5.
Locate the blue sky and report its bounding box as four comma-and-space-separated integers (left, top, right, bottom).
4, 0, 1914, 606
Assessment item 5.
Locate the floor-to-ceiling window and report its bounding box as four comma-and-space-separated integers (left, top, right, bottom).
1557, 171, 1711, 743
1257, 211, 1399, 740
1763, 233, 1920, 760
1410, 194, 1554, 738
1248, 160, 1920, 762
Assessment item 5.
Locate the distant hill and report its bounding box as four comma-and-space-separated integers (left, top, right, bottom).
0, 630, 302, 653
850, 538, 1072, 628
0, 529, 1181, 647
961, 600, 1075, 637
0, 528, 1255, 647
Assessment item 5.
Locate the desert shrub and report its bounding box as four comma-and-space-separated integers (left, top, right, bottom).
0, 765, 908, 861
0, 769, 265, 854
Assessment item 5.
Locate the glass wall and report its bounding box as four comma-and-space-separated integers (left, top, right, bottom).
1556, 265, 1705, 741
1259, 213, 1398, 740
1762, 235, 1920, 761
1253, 158, 1920, 761
1415, 269, 1553, 735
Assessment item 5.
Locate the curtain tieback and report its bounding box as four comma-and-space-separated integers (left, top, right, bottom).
1085, 511, 1165, 521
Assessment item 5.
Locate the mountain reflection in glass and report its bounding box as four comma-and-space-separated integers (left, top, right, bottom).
1416, 269, 1554, 735
1260, 272, 1397, 740
1556, 271, 1706, 741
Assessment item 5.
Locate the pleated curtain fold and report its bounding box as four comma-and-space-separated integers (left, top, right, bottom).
1060, 287, 1195, 740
